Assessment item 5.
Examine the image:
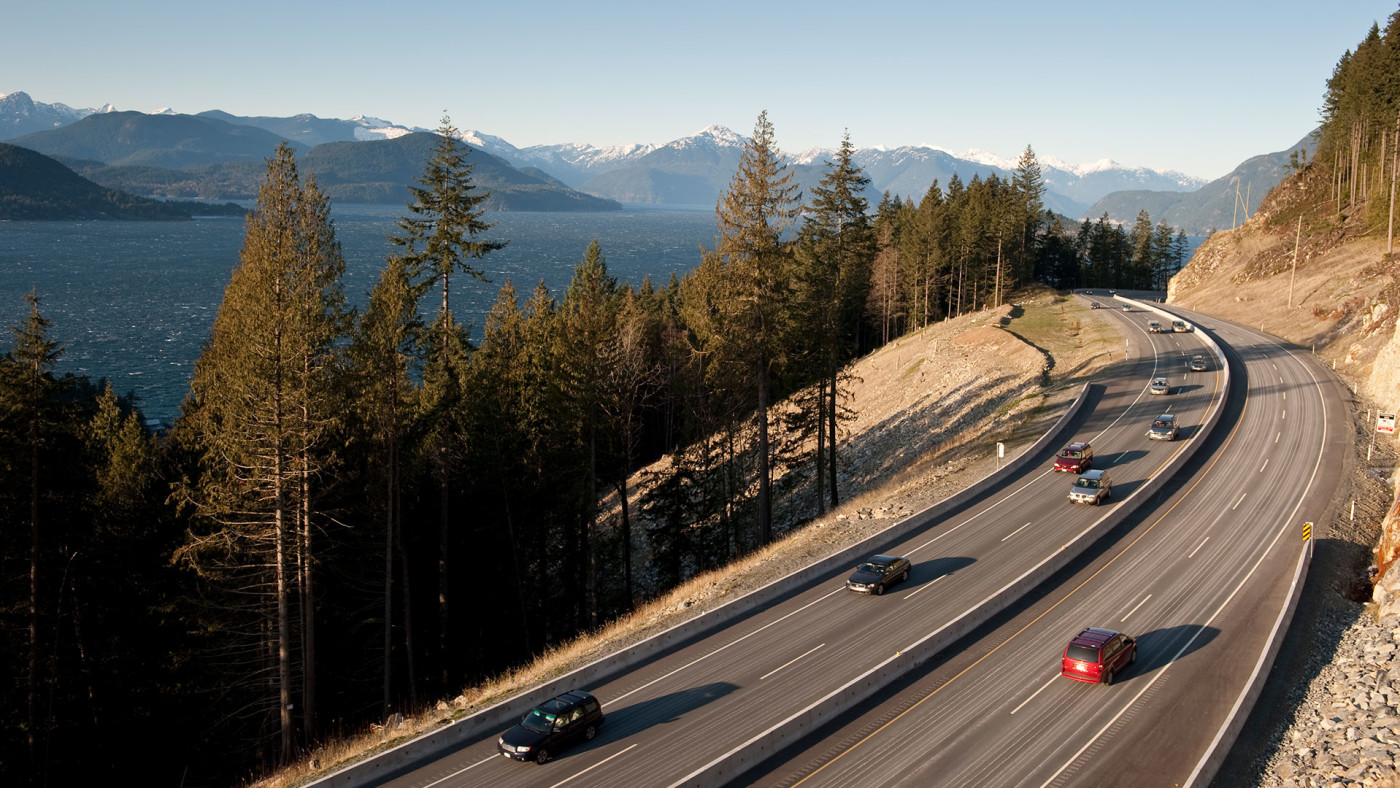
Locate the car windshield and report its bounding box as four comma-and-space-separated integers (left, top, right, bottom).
1060, 449, 1083, 459
858, 562, 888, 574
1154, 419, 1172, 428
522, 708, 557, 733
1076, 478, 1098, 489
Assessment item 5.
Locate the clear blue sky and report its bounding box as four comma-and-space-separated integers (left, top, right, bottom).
6, 0, 1397, 179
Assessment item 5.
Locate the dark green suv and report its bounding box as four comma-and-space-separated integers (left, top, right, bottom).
498, 689, 605, 764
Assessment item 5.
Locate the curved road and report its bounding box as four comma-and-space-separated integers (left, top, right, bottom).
733, 301, 1349, 788
372, 298, 1240, 788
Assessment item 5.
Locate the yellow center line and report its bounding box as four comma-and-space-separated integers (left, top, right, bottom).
793, 363, 1241, 787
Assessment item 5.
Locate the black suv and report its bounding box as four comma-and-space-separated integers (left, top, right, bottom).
498, 689, 604, 764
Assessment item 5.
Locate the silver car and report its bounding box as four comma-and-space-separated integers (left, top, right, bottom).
1069, 470, 1112, 505
1149, 377, 1171, 395
1148, 414, 1178, 441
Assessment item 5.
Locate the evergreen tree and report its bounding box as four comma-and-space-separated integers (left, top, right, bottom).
1012, 145, 1046, 289
177, 143, 348, 762
346, 254, 424, 714
0, 291, 66, 779
711, 110, 800, 545
389, 115, 504, 687
792, 131, 874, 513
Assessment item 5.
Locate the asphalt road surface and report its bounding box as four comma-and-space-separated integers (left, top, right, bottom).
731, 303, 1348, 788
371, 299, 1281, 788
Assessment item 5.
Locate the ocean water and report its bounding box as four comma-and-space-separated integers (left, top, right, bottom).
0, 203, 719, 422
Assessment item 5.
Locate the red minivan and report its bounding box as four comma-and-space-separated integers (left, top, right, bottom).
1054, 442, 1094, 473
1061, 627, 1136, 685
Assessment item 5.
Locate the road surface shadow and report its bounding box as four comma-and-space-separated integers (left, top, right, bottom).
1123, 624, 1222, 681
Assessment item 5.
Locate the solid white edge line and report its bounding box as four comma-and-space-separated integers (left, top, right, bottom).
547, 744, 639, 788
761, 644, 826, 681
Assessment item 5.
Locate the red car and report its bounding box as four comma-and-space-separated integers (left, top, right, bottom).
1061, 627, 1137, 685
1054, 442, 1094, 473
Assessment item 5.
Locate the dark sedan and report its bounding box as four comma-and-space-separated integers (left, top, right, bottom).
846, 554, 912, 595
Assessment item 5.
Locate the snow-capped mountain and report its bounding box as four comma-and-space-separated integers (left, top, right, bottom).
0, 91, 111, 138
350, 115, 421, 141
0, 91, 1213, 215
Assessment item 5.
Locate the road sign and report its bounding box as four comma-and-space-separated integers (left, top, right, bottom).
1379, 414, 1396, 434
1303, 522, 1312, 542
997, 442, 1005, 458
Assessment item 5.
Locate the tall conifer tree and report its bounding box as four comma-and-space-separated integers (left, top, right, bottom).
712, 111, 799, 544
178, 143, 347, 760
389, 116, 504, 686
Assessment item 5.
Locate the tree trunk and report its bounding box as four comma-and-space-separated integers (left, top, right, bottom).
299, 443, 316, 736
382, 437, 396, 716
27, 427, 39, 776
814, 380, 826, 517
827, 374, 840, 508
757, 353, 772, 544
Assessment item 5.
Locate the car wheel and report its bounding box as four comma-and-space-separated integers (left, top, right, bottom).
584, 724, 597, 741
1130, 650, 1137, 666
874, 583, 884, 595
1103, 670, 1115, 686
901, 569, 909, 583
535, 749, 550, 765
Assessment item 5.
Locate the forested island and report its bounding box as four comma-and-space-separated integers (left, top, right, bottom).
0, 142, 245, 220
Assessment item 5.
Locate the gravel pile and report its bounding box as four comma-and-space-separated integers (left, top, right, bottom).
1257, 609, 1400, 788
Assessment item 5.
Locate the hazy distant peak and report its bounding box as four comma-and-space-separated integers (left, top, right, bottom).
152, 107, 177, 115
459, 128, 518, 152
959, 148, 1016, 169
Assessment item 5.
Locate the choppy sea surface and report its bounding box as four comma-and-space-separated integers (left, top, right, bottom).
0, 203, 718, 422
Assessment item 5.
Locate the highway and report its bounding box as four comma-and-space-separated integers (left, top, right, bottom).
732, 301, 1349, 787
364, 296, 1249, 788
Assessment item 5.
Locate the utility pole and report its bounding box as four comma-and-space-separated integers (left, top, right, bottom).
1289, 215, 1302, 307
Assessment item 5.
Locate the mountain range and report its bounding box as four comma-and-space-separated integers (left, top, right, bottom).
0, 91, 1311, 232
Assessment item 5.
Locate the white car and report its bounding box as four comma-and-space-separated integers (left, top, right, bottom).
1149, 377, 1171, 395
